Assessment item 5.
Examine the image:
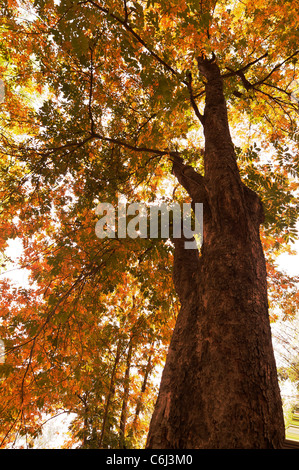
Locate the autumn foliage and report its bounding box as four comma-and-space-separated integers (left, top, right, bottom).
0, 0, 299, 448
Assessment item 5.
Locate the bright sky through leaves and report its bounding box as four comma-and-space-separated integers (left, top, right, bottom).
0, 0, 299, 448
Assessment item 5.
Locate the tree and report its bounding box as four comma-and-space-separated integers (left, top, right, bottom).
0, 0, 299, 449
146, 55, 285, 449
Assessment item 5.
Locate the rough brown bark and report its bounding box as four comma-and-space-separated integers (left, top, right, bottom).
146, 56, 285, 449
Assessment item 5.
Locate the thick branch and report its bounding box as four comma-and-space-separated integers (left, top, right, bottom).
171, 154, 207, 204
186, 72, 204, 124
172, 234, 201, 304
170, 154, 205, 303
226, 67, 254, 91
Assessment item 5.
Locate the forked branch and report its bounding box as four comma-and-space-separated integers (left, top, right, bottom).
224, 50, 299, 98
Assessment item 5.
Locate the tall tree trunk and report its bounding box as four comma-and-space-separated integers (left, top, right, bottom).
146, 56, 285, 449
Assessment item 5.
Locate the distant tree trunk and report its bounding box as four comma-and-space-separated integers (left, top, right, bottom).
133, 354, 152, 426
98, 339, 121, 448
146, 57, 285, 449
77, 392, 90, 448
119, 337, 133, 448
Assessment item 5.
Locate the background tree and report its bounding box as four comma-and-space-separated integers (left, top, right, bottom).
0, 0, 299, 448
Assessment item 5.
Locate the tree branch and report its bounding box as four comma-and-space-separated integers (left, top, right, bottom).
91, 131, 173, 157
222, 52, 268, 79
254, 50, 299, 86
225, 51, 299, 97
186, 72, 204, 124
84, 0, 179, 78
227, 67, 254, 91
171, 153, 207, 204
123, 0, 128, 23
80, 1, 208, 130
88, 46, 95, 134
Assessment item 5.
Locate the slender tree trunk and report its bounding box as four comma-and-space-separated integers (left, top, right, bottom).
133, 354, 152, 426
146, 57, 285, 449
119, 337, 133, 448
98, 339, 121, 448
77, 392, 90, 448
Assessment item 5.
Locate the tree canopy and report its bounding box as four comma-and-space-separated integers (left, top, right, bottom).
0, 0, 299, 448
